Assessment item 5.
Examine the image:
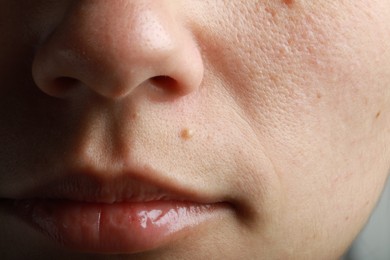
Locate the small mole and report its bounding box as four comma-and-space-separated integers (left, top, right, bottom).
375, 111, 381, 119
180, 128, 194, 141
316, 92, 322, 99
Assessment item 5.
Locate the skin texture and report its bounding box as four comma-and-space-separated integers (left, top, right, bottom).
1, 0, 390, 259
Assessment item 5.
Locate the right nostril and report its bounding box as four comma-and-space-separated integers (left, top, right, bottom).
150, 75, 178, 95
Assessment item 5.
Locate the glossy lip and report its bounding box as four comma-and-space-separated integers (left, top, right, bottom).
11, 199, 224, 254
3, 171, 230, 254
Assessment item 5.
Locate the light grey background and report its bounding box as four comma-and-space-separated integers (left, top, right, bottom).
344, 176, 390, 260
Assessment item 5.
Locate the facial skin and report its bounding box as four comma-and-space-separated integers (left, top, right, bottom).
1, 0, 390, 259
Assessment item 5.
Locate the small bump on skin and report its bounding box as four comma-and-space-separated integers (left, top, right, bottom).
264, 7, 277, 18
283, 0, 294, 7
180, 128, 194, 141
131, 112, 138, 120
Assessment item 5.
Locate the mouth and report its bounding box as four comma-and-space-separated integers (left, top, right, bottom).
10, 199, 225, 254
2, 173, 230, 254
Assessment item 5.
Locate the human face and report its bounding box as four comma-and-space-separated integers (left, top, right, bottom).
1, 1, 390, 259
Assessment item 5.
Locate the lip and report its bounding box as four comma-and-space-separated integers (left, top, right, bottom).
10, 199, 224, 254
3, 171, 230, 254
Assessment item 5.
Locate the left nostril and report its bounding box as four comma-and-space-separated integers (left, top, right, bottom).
55, 77, 79, 87
45, 77, 80, 98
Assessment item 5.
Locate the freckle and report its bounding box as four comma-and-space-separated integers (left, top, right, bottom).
316, 93, 322, 99
269, 74, 279, 85
255, 2, 261, 12
180, 128, 194, 141
287, 37, 294, 46
375, 111, 381, 119
345, 216, 350, 221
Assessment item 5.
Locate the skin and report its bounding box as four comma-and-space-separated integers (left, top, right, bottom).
1, 0, 390, 259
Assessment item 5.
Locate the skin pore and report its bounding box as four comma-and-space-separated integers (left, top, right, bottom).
0, 0, 390, 259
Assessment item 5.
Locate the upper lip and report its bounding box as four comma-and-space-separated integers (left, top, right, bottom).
6, 167, 219, 204
22, 175, 196, 203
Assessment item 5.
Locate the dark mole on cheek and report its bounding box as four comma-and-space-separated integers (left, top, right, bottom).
180, 128, 194, 141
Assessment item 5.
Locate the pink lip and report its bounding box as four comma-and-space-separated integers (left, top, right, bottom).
13, 199, 223, 253
4, 166, 230, 254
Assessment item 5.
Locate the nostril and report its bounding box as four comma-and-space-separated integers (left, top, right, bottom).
54, 76, 79, 88
150, 75, 179, 95
49, 77, 80, 97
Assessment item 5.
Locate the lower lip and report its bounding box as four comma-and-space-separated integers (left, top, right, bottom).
12, 199, 222, 254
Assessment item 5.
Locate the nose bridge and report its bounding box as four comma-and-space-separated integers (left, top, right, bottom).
76, 0, 175, 62
32, 0, 203, 99
71, 0, 176, 93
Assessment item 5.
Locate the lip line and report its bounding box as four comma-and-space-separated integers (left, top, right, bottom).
10, 198, 224, 207
6, 169, 224, 205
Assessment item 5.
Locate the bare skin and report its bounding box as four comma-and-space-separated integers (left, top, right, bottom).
0, 1, 390, 259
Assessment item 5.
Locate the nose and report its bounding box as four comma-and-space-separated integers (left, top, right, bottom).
32, 0, 203, 100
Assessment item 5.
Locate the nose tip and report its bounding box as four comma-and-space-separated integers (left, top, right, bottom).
32, 1, 203, 100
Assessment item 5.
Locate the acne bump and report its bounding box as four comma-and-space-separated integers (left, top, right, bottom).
180, 128, 194, 141
283, 0, 294, 6
131, 112, 138, 120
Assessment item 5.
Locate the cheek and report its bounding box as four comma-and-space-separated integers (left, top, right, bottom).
200, 0, 390, 172
197, 0, 390, 252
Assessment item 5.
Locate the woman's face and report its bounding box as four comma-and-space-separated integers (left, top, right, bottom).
1, 1, 390, 259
